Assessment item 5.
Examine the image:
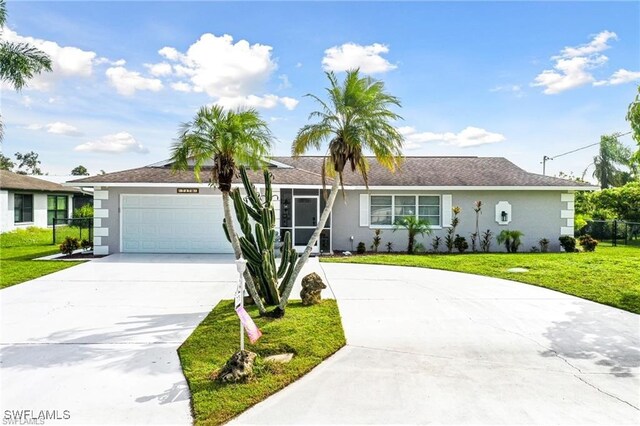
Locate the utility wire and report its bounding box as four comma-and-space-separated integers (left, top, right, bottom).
549, 131, 632, 160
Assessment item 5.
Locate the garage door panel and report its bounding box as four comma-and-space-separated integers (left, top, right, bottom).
121, 195, 232, 254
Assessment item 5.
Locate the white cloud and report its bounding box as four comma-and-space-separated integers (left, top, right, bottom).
24, 124, 43, 131
594, 69, 640, 86
399, 126, 506, 149
46, 122, 82, 136
95, 57, 126, 66
158, 46, 182, 61
559, 30, 617, 58
490, 84, 524, 97
21, 96, 33, 108
322, 43, 397, 74
278, 74, 291, 90
105, 66, 163, 96
159, 33, 277, 98
24, 121, 82, 136
531, 30, 638, 94
74, 132, 148, 154
3, 27, 96, 90
295, 62, 303, 68
145, 62, 173, 77
171, 81, 192, 92
215, 94, 299, 110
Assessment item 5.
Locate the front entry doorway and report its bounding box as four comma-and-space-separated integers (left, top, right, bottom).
293, 196, 319, 253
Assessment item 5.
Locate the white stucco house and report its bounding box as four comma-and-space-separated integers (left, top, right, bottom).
66, 156, 598, 256
0, 170, 84, 233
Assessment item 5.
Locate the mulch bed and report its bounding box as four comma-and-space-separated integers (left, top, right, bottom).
58, 252, 107, 260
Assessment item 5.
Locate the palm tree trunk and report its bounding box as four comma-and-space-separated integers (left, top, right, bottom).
278, 175, 341, 311
222, 191, 266, 315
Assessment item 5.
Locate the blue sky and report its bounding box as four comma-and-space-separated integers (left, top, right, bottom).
2, 1, 639, 180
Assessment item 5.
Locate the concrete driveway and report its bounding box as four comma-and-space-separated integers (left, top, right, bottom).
0, 254, 241, 425
2, 257, 638, 425
232, 263, 640, 425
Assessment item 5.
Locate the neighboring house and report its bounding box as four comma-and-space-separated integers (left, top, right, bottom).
0, 170, 84, 233
67, 156, 598, 256
36, 175, 94, 211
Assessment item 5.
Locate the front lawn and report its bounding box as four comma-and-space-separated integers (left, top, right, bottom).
179, 299, 345, 426
1, 227, 82, 289
322, 244, 640, 314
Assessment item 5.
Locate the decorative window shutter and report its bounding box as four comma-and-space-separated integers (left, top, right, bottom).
359, 194, 369, 227
442, 194, 452, 226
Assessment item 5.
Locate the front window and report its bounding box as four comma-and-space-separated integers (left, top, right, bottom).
370, 196, 392, 226
47, 195, 68, 226
14, 194, 33, 223
370, 195, 441, 227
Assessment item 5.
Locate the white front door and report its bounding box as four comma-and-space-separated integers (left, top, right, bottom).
293, 196, 319, 253
120, 194, 233, 254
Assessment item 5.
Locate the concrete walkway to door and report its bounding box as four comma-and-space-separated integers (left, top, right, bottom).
232, 262, 640, 425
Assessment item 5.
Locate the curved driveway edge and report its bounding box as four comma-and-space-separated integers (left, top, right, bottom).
231, 262, 640, 425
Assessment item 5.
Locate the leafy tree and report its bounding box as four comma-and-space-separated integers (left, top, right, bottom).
393, 216, 432, 254
627, 85, 640, 164
278, 69, 404, 313
0, 153, 14, 170
591, 134, 633, 189
14, 151, 42, 175
170, 105, 273, 314
71, 165, 89, 176
0, 0, 52, 141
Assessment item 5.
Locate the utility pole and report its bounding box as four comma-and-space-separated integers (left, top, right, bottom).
541, 155, 552, 176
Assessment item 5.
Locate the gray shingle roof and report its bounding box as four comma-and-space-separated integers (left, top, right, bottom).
68, 156, 597, 188
1, 170, 82, 193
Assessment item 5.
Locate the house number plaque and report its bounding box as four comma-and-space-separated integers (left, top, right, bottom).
177, 188, 199, 194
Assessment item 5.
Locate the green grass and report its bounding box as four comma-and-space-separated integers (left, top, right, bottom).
179, 299, 345, 426
322, 244, 640, 314
1, 227, 83, 289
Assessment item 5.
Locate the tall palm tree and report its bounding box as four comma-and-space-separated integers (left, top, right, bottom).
278, 70, 404, 312
0, 0, 52, 141
592, 134, 633, 189
171, 105, 273, 314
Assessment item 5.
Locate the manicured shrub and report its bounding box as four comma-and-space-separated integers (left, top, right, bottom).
356, 242, 366, 254
497, 230, 524, 253
445, 206, 461, 253
371, 229, 382, 253
538, 238, 550, 253
80, 239, 93, 251
431, 236, 441, 252
453, 235, 468, 253
59, 236, 79, 255
480, 229, 493, 253
578, 234, 599, 252
559, 235, 577, 252
414, 242, 426, 253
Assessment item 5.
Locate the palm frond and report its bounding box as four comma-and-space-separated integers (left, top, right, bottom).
0, 42, 52, 91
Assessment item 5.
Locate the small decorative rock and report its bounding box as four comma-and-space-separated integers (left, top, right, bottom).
216, 350, 257, 383
264, 353, 294, 363
507, 267, 529, 273
300, 272, 327, 306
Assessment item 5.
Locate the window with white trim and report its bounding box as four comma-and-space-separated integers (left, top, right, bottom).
370, 195, 441, 227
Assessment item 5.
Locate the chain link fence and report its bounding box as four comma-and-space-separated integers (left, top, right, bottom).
578, 220, 640, 246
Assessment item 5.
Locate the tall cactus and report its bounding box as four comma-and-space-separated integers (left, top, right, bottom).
223, 167, 297, 306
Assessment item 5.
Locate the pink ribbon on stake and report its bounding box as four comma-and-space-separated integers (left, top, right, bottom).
235, 306, 262, 343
